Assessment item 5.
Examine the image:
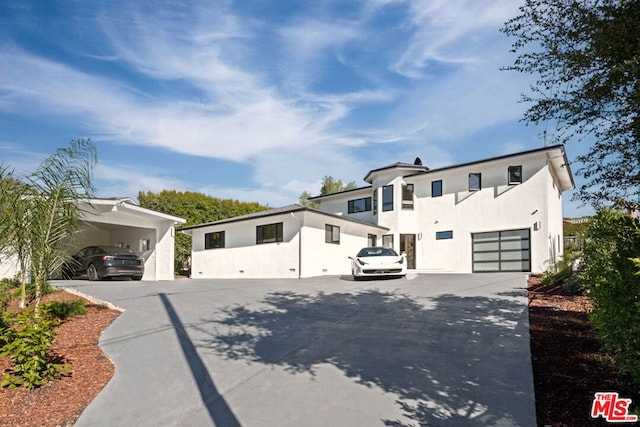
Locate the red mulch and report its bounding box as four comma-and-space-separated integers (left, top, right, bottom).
528, 275, 639, 426
0, 290, 121, 427
1, 280, 638, 426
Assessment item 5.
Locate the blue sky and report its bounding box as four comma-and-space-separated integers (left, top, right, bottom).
1, 0, 593, 217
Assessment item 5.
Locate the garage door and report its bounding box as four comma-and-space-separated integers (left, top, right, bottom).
472, 229, 530, 272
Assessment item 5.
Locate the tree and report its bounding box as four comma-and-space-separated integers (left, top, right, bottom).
0, 139, 97, 313
0, 170, 32, 308
502, 0, 640, 208
299, 176, 358, 207
138, 190, 267, 275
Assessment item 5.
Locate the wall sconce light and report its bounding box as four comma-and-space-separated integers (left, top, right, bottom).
418, 233, 422, 240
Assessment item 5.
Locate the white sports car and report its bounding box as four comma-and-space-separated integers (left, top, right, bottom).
350, 247, 407, 280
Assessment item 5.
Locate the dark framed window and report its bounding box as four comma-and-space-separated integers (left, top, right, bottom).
402, 184, 414, 209
508, 165, 522, 185
325, 224, 340, 244
256, 222, 283, 244
436, 230, 453, 240
205, 231, 225, 249
431, 180, 443, 197
382, 185, 394, 212
347, 197, 372, 214
382, 234, 394, 248
368, 234, 377, 247
373, 189, 378, 215
469, 173, 482, 191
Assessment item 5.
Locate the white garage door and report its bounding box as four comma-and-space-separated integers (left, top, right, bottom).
472, 229, 531, 272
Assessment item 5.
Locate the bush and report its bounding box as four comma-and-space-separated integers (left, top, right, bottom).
44, 299, 86, 320
580, 209, 640, 383
0, 278, 20, 314
562, 274, 586, 295
0, 309, 69, 389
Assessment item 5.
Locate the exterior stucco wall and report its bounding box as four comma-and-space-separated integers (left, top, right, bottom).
298, 212, 379, 277
0, 254, 19, 280
317, 151, 567, 274
188, 210, 385, 279
190, 214, 301, 279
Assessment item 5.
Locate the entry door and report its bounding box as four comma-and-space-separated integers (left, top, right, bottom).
400, 234, 416, 269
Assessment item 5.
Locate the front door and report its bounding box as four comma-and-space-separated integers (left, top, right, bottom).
400, 234, 416, 269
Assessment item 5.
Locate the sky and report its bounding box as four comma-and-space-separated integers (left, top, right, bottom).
0, 0, 594, 217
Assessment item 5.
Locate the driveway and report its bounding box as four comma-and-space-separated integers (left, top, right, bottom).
54, 273, 536, 427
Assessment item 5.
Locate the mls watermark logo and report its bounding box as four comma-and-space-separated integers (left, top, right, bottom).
591, 392, 638, 423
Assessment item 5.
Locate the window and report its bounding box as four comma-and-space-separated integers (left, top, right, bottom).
508, 165, 522, 185
402, 184, 414, 209
382, 234, 394, 248
325, 224, 340, 244
205, 231, 225, 249
348, 197, 372, 214
431, 180, 442, 197
139, 239, 151, 252
435, 230, 453, 240
368, 234, 377, 247
373, 189, 378, 215
382, 185, 394, 212
256, 222, 283, 244
469, 173, 482, 191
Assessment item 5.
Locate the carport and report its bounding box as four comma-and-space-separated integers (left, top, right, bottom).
74, 198, 185, 281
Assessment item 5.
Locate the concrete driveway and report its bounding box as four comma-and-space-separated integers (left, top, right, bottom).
54, 273, 536, 427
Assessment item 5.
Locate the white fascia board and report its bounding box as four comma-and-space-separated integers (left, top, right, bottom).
79, 199, 186, 224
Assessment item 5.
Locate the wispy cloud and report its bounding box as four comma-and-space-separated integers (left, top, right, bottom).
0, 0, 559, 209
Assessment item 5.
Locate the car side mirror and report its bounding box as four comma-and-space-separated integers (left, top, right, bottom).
348, 256, 354, 260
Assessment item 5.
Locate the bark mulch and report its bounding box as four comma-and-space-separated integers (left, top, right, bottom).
1, 280, 638, 426
528, 275, 639, 426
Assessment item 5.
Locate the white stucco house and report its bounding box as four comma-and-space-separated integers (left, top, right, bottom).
183, 145, 574, 278
0, 198, 186, 281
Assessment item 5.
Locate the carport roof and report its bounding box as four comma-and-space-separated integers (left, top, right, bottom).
79, 198, 186, 224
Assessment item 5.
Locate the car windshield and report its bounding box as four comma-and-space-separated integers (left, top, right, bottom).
357, 247, 398, 257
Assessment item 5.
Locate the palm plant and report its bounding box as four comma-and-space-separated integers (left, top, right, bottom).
0, 139, 97, 314
0, 169, 32, 308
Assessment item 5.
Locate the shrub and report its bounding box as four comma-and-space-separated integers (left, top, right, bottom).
0, 309, 69, 389
44, 299, 86, 320
0, 278, 20, 314
580, 209, 640, 383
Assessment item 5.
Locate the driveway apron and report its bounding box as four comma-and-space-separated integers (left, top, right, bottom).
55, 273, 536, 427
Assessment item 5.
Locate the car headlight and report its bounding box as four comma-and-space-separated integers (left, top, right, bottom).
396, 257, 404, 265
357, 258, 366, 266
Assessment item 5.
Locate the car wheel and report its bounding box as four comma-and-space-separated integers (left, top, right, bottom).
87, 264, 100, 281
132, 276, 142, 281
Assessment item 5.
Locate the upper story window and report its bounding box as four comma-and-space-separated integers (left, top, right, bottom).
431, 180, 443, 197
469, 173, 482, 191
508, 165, 523, 185
373, 189, 378, 215
205, 231, 225, 249
382, 185, 394, 212
256, 222, 283, 244
325, 224, 340, 244
347, 197, 372, 214
402, 184, 414, 210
